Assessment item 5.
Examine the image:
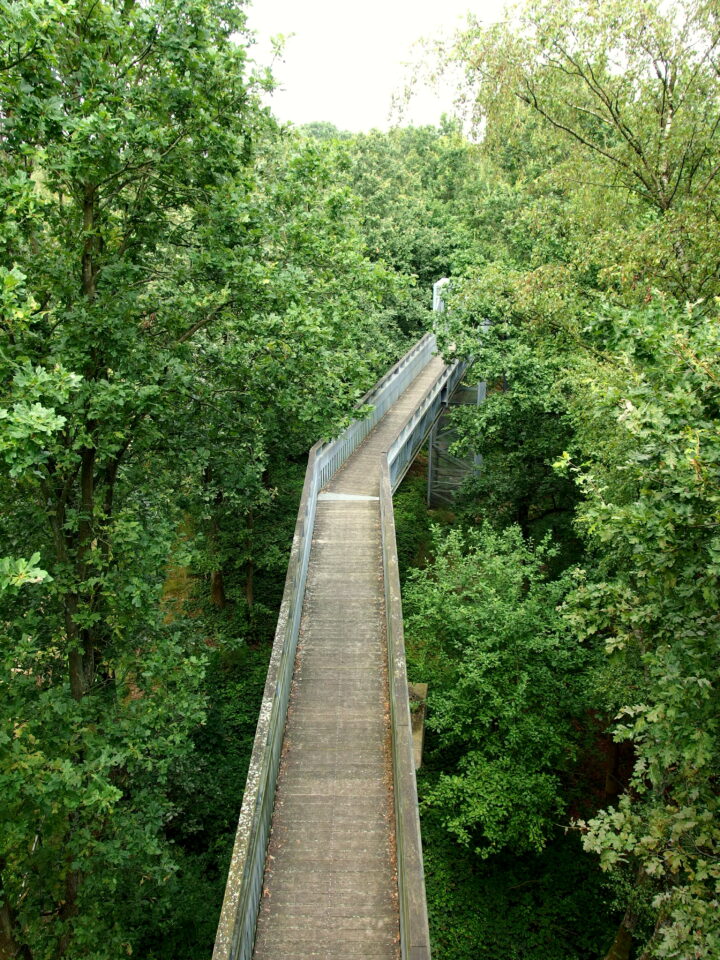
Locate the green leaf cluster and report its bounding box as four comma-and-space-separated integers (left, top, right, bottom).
405, 525, 587, 857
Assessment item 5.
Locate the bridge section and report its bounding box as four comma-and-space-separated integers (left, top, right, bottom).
214, 331, 468, 960
252, 355, 445, 960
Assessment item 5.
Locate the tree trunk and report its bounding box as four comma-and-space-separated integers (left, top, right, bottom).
55, 867, 80, 959
67, 443, 97, 700
245, 558, 254, 609
603, 739, 620, 803
516, 495, 531, 538
54, 183, 100, 954
210, 568, 226, 608
604, 902, 637, 960
203, 467, 227, 608
81, 184, 97, 302
0, 865, 33, 960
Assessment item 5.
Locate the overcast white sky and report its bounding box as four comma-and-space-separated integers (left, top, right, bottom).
245, 0, 508, 132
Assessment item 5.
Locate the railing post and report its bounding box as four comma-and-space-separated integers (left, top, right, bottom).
432, 277, 449, 313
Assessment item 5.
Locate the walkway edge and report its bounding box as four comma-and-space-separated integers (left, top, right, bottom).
380, 457, 432, 960
213, 333, 438, 960
212, 438, 322, 960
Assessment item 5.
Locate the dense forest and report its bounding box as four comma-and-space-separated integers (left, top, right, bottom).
1, 1, 718, 959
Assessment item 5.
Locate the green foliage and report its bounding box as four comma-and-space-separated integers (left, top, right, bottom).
447, 0, 720, 303
413, 2, 720, 951
421, 817, 619, 960
298, 121, 353, 141
391, 470, 433, 579
0, 1, 410, 955
445, 299, 581, 565
315, 124, 493, 336
0, 554, 51, 593
134, 644, 271, 960
0, 614, 207, 959
405, 524, 588, 858
558, 301, 720, 958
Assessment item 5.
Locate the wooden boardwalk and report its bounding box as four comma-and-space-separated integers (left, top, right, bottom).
252, 356, 445, 960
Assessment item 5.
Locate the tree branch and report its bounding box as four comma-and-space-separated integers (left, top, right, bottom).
177, 302, 233, 344
517, 82, 659, 204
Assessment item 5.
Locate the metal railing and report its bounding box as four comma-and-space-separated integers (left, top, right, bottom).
379, 457, 432, 960
376, 330, 468, 960
314, 332, 437, 488
387, 356, 469, 491
212, 331, 440, 960
212, 437, 323, 960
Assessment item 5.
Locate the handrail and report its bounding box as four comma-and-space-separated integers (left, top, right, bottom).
212, 437, 322, 960
358, 332, 435, 409
379, 457, 432, 960
314, 333, 437, 488
213, 331, 438, 960
387, 356, 469, 491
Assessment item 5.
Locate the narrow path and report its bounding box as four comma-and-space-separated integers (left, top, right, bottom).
251, 356, 444, 960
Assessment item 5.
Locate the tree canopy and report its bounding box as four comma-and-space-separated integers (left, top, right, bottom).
2, 0, 720, 958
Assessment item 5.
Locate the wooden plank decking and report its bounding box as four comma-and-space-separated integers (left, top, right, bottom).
251, 356, 445, 960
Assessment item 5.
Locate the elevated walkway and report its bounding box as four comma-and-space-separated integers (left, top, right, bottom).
214, 332, 468, 960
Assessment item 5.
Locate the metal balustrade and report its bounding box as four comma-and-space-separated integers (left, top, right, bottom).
212, 438, 322, 960
213, 331, 443, 960
314, 332, 437, 488
387, 356, 468, 490
379, 457, 431, 960
214, 286, 473, 960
